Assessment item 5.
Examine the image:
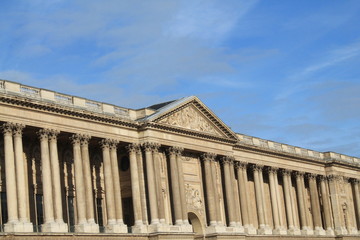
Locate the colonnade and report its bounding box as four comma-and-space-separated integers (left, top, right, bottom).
1, 122, 360, 237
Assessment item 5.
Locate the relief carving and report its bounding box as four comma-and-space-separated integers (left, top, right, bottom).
159, 105, 222, 136
185, 184, 204, 215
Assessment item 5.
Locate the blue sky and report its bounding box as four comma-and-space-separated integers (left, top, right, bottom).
1, 0, 360, 157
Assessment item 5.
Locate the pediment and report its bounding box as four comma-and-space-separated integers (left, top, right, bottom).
143, 96, 238, 141
158, 104, 224, 136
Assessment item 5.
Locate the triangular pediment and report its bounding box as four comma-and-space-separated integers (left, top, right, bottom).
141, 96, 238, 141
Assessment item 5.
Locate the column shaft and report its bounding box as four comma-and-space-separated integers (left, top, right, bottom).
136, 148, 148, 224
3, 123, 18, 222
211, 159, 222, 225
81, 136, 95, 222
128, 144, 143, 225
71, 134, 87, 224
13, 124, 27, 222
223, 158, 236, 227
168, 148, 182, 225
39, 130, 55, 223
308, 174, 322, 229
203, 154, 216, 226
153, 145, 165, 223
253, 165, 265, 227
269, 168, 280, 229
176, 148, 188, 223
49, 130, 64, 223
144, 143, 159, 224
282, 170, 294, 229
237, 163, 249, 226
110, 142, 124, 224
320, 177, 332, 230
101, 139, 116, 223
295, 172, 307, 229
352, 180, 360, 230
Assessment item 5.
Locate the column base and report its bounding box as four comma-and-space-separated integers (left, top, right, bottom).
272, 227, 287, 235
301, 227, 314, 235
42, 221, 68, 232
205, 225, 227, 234
287, 226, 301, 235
257, 225, 272, 235
105, 223, 128, 233
226, 226, 244, 233
132, 223, 148, 233
335, 227, 348, 235
4, 221, 33, 232
325, 228, 335, 235
75, 222, 99, 233
347, 227, 358, 235
244, 224, 257, 235
313, 227, 326, 235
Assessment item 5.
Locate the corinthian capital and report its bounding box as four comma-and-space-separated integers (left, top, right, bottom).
126, 143, 139, 153
13, 123, 25, 137
48, 129, 60, 141
235, 161, 247, 170
70, 133, 82, 145
2, 122, 14, 134
168, 146, 184, 156
280, 169, 292, 176
38, 129, 50, 141
99, 139, 111, 149
221, 156, 234, 165
202, 152, 216, 162
251, 164, 264, 172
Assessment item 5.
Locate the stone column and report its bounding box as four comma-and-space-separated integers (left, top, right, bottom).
71, 134, 87, 228
3, 123, 19, 229
328, 175, 347, 235
175, 147, 189, 227
101, 139, 117, 232
230, 160, 242, 228
48, 130, 68, 231
282, 169, 295, 235
143, 142, 159, 225
80, 135, 96, 225
38, 129, 54, 226
351, 179, 360, 232
222, 157, 236, 227
152, 143, 166, 225
295, 171, 312, 235
127, 144, 146, 233
203, 153, 217, 226
136, 146, 148, 225
252, 164, 271, 234
236, 162, 256, 234
319, 176, 334, 235
109, 140, 126, 231
210, 158, 222, 226
168, 147, 182, 226
13, 124, 28, 224
307, 174, 325, 235
268, 167, 286, 234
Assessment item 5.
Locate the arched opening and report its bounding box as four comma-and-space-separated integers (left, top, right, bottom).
188, 212, 204, 236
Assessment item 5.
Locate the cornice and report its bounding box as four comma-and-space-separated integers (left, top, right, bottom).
0, 94, 138, 129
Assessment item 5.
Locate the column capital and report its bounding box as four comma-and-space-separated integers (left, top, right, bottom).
202, 152, 216, 162
99, 139, 112, 149
280, 168, 292, 176
234, 161, 248, 169
293, 171, 305, 178
318, 175, 327, 182
221, 156, 234, 165
70, 133, 82, 145
38, 128, 50, 140
327, 174, 341, 182
266, 166, 278, 174
251, 164, 264, 172
2, 122, 14, 134
12, 123, 25, 137
168, 146, 184, 156
305, 173, 317, 180
126, 143, 139, 153
350, 178, 360, 184
109, 139, 119, 149
80, 134, 91, 146
48, 129, 60, 141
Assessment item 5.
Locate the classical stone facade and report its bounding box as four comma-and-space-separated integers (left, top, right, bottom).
0, 80, 359, 240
